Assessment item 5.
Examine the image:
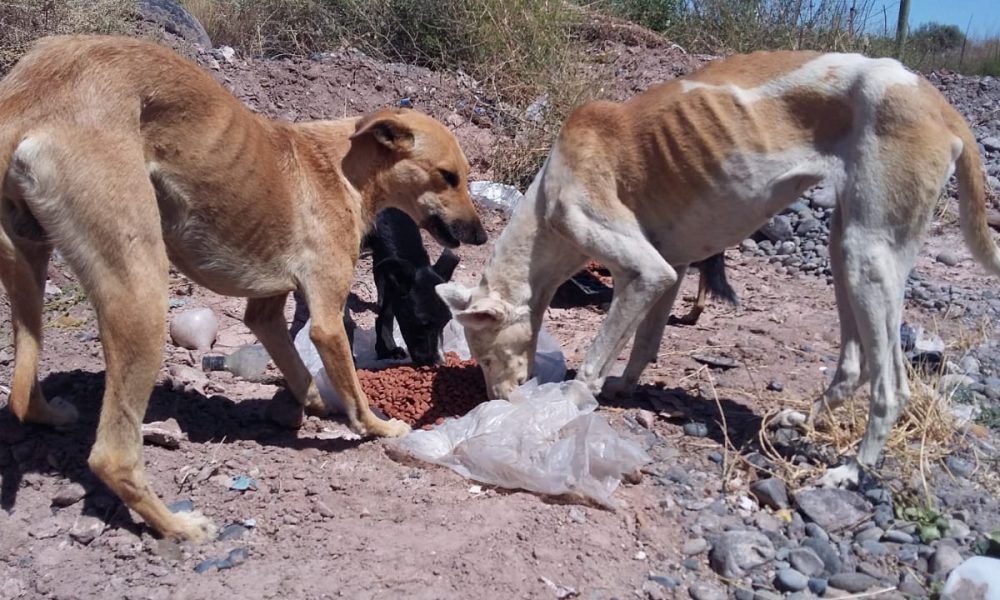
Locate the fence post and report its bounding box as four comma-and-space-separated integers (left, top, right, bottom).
895, 0, 910, 58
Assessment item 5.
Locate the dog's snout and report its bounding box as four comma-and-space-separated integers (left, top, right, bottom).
451, 219, 487, 246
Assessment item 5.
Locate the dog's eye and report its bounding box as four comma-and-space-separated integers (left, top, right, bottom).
439, 169, 459, 188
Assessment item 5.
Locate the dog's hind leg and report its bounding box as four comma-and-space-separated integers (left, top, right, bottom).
0, 229, 77, 427
12, 131, 214, 541
604, 266, 688, 397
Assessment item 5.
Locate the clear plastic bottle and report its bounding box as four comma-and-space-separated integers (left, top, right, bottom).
202, 344, 271, 381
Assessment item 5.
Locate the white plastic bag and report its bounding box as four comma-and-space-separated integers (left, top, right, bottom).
387, 380, 651, 508
292, 319, 566, 412
469, 181, 524, 213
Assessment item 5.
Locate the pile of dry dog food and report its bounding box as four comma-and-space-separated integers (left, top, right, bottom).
359, 352, 488, 428
584, 260, 613, 286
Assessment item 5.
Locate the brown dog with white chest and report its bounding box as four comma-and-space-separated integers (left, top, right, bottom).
0, 35, 486, 541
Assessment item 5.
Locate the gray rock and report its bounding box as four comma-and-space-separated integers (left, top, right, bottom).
807, 578, 828, 595
708, 530, 776, 579
69, 515, 104, 545
750, 478, 789, 510
740, 239, 759, 254
897, 544, 920, 564
828, 572, 879, 593
688, 582, 727, 600
946, 518, 972, 540
796, 218, 823, 236
939, 374, 976, 395
682, 537, 709, 556
52, 482, 88, 507
936, 251, 961, 266
931, 544, 965, 577
945, 456, 975, 478
858, 539, 888, 557
776, 568, 809, 592
136, 0, 212, 47
804, 522, 829, 541
960, 355, 982, 374
898, 572, 926, 597
683, 422, 709, 438
801, 537, 841, 576
788, 547, 825, 577
854, 526, 884, 542
873, 504, 894, 529
794, 489, 870, 532
682, 557, 700, 570
141, 418, 186, 449
648, 574, 680, 589
217, 523, 248, 541
982, 136, 1000, 152
642, 580, 668, 600
942, 557, 1000, 600
778, 241, 797, 255
29, 514, 68, 540
883, 530, 916, 544
810, 187, 837, 209
759, 215, 794, 242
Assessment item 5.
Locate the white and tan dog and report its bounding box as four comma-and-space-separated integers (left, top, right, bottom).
438, 51, 1000, 487
0, 35, 486, 541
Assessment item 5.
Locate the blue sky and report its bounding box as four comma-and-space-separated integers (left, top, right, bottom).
874, 0, 1000, 38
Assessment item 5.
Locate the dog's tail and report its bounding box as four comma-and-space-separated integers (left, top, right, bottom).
701, 252, 739, 306
947, 99, 1000, 277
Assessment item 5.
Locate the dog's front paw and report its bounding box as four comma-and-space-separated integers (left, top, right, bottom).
165, 510, 217, 543
359, 416, 411, 438
265, 392, 306, 429
377, 347, 408, 361
817, 462, 860, 489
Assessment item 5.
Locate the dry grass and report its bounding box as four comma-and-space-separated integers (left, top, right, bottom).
746, 319, 993, 496
0, 0, 135, 74
180, 0, 336, 58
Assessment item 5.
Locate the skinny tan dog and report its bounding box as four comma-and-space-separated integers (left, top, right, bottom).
439, 51, 1000, 489
0, 35, 486, 541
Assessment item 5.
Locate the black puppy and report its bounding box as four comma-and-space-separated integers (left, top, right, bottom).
370, 208, 459, 364
290, 208, 459, 365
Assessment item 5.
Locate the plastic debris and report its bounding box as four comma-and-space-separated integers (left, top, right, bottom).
169, 307, 218, 351
388, 380, 650, 508
228, 475, 257, 492
469, 180, 524, 213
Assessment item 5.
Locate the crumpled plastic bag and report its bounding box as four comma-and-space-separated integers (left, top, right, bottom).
469, 180, 524, 213
293, 318, 566, 412
386, 379, 651, 508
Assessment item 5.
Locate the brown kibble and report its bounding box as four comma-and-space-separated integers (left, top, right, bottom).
357, 352, 487, 427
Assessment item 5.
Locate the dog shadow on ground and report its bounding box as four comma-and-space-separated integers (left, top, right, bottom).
0, 368, 366, 532
603, 381, 766, 451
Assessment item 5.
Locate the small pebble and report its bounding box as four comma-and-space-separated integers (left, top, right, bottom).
807, 578, 827, 595
683, 422, 709, 437
775, 568, 809, 592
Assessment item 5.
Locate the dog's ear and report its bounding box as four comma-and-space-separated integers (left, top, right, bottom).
433, 248, 460, 281
435, 282, 472, 312
375, 258, 416, 295
455, 297, 510, 331
351, 112, 415, 153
